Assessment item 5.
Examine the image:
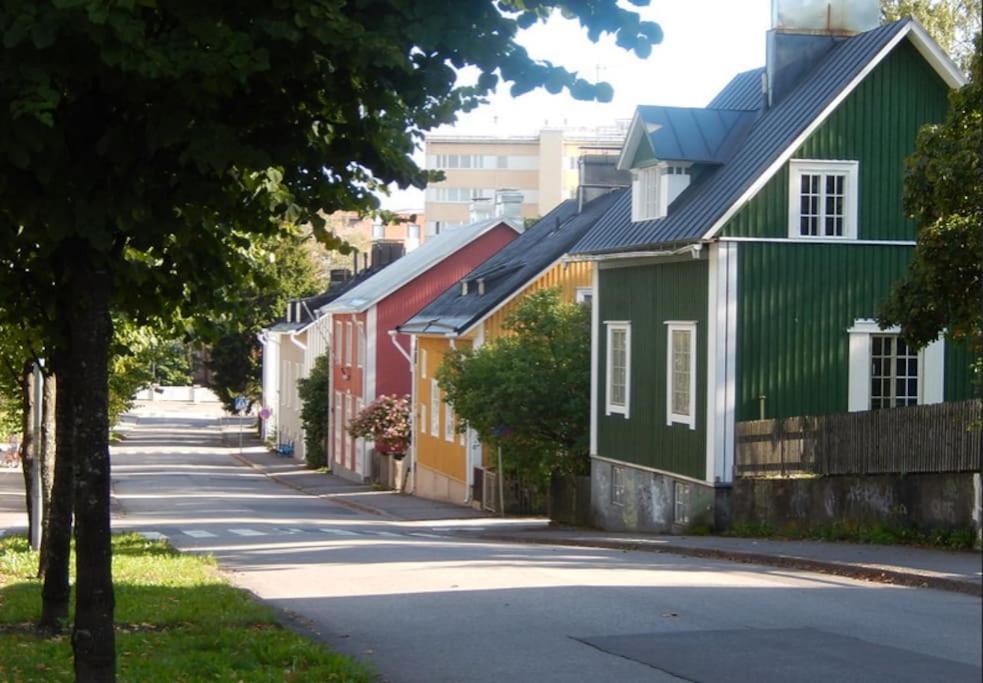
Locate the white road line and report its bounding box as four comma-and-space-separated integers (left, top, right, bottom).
138, 531, 168, 541
319, 528, 360, 536
276, 528, 304, 535
409, 533, 445, 539
182, 530, 217, 538
366, 531, 401, 537
229, 528, 266, 536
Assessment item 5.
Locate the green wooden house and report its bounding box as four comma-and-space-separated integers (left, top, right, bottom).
568, 15, 972, 532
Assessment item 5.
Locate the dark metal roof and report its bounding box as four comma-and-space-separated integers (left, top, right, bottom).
572, 20, 912, 255
265, 263, 386, 331
635, 106, 757, 164
707, 68, 765, 110
398, 189, 624, 335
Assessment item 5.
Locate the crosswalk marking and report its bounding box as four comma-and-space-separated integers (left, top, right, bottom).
182, 529, 217, 538
319, 528, 360, 536
229, 528, 265, 537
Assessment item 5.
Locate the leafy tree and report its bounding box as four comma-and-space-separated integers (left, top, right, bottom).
207, 232, 323, 414
297, 355, 332, 468
437, 289, 590, 491
882, 1, 981, 72
0, 3, 661, 678
879, 38, 981, 373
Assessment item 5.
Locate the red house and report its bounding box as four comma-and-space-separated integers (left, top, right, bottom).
321, 216, 521, 481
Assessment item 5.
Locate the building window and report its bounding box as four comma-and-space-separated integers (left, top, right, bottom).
666, 321, 697, 429
445, 402, 455, 442
334, 321, 343, 364
871, 335, 919, 409
847, 320, 944, 411
788, 159, 859, 239
605, 322, 631, 417
334, 391, 343, 457
430, 379, 440, 436
420, 348, 427, 378
356, 322, 366, 368
575, 287, 592, 306
631, 164, 690, 222
459, 421, 466, 447
419, 402, 427, 439
343, 322, 352, 367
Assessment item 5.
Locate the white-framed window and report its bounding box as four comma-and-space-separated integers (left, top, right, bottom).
420, 348, 427, 379
666, 321, 697, 429
334, 321, 343, 364
345, 322, 354, 367
419, 402, 427, 439
459, 422, 466, 446
631, 163, 690, 222
575, 287, 592, 305
605, 322, 631, 417
444, 402, 455, 442
788, 159, 859, 239
356, 322, 366, 368
334, 391, 343, 458
847, 319, 944, 411
430, 379, 440, 436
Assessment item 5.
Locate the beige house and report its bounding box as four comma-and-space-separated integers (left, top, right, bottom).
423, 126, 626, 234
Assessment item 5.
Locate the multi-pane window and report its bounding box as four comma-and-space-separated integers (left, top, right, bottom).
445, 402, 455, 442
419, 402, 427, 439
788, 160, 858, 239
334, 391, 343, 457
666, 321, 696, 428
605, 322, 630, 416
334, 321, 343, 363
344, 322, 353, 367
631, 165, 690, 222
870, 335, 918, 409
797, 172, 845, 236
420, 348, 427, 378
430, 379, 441, 436
356, 322, 366, 368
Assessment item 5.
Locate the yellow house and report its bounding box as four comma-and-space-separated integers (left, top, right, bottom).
398, 189, 624, 505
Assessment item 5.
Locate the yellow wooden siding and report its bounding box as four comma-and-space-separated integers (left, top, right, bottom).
482, 260, 592, 338
415, 335, 470, 483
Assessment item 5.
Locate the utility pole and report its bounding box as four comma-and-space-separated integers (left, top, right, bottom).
30, 361, 43, 550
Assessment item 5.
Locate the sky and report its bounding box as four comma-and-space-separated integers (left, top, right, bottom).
381, 0, 772, 211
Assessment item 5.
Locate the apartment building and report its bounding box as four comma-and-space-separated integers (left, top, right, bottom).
423, 125, 626, 235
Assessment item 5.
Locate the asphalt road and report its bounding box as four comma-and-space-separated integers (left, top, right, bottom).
110, 412, 983, 683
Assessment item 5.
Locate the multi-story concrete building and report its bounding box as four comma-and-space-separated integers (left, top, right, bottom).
423, 126, 626, 235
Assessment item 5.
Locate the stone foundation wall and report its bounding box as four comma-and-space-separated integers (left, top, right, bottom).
731, 472, 982, 535
591, 458, 726, 533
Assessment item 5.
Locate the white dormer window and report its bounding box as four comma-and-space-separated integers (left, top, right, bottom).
788, 159, 859, 239
631, 163, 690, 222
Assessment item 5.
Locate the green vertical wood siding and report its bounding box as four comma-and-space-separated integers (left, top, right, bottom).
723, 40, 950, 240
736, 242, 916, 421
597, 259, 708, 480
945, 341, 980, 401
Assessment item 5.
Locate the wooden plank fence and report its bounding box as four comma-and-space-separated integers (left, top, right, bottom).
735, 399, 981, 478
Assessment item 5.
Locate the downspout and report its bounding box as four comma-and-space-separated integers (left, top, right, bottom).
288, 333, 307, 351
389, 330, 414, 492
447, 337, 472, 504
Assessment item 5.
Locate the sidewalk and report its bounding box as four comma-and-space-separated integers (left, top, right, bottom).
469, 527, 983, 596
231, 445, 489, 521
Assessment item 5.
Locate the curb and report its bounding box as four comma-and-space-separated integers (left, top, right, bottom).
227, 450, 391, 519
472, 533, 983, 597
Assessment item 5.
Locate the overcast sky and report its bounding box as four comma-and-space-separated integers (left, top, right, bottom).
381, 0, 771, 211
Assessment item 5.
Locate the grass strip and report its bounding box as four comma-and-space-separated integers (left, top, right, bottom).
0, 534, 373, 682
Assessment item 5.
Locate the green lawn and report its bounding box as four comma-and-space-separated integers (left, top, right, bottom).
0, 534, 373, 682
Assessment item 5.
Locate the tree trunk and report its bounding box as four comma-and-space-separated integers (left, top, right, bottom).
68, 260, 116, 682
18, 362, 34, 533
37, 372, 57, 578
40, 356, 73, 632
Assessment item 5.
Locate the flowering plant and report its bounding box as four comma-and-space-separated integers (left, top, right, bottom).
347, 394, 411, 459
